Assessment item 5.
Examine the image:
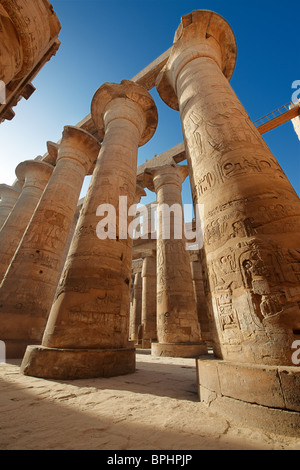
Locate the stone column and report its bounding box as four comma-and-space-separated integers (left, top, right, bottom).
21, 80, 158, 379
0, 160, 53, 282
141, 253, 157, 347
190, 251, 211, 342
144, 201, 158, 239
145, 164, 207, 357
0, 184, 20, 229
129, 271, 142, 343
0, 126, 100, 358
156, 10, 300, 365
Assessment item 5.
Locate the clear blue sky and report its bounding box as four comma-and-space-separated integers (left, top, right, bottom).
0, 0, 299, 212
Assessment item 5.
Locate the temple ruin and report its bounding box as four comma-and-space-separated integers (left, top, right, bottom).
0, 2, 300, 438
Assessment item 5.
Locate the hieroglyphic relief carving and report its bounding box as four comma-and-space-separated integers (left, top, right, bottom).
186, 107, 263, 158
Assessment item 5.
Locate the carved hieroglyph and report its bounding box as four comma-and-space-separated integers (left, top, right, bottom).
0, 184, 20, 229
21, 80, 158, 379
0, 160, 53, 282
0, 126, 100, 358
156, 10, 300, 365
145, 164, 207, 357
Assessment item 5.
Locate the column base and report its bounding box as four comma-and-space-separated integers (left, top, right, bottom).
151, 342, 208, 358
196, 356, 300, 437
135, 339, 153, 349
20, 345, 136, 380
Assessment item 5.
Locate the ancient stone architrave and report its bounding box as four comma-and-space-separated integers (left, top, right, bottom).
156, 10, 300, 365
144, 163, 207, 357
0, 0, 61, 122
141, 253, 157, 347
0, 126, 100, 358
0, 184, 20, 229
0, 160, 53, 282
21, 80, 158, 379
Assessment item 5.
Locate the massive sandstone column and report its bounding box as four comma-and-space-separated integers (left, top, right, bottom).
21, 80, 158, 379
0, 160, 53, 281
190, 251, 211, 341
145, 164, 207, 357
0, 126, 100, 358
156, 10, 300, 365
129, 271, 142, 343
141, 253, 157, 347
0, 184, 20, 229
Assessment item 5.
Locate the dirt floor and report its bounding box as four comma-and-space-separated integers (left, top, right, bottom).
0, 351, 299, 451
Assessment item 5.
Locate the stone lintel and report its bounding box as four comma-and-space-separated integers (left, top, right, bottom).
132, 259, 143, 274
132, 247, 156, 261
136, 142, 186, 187
130, 47, 172, 90
75, 47, 172, 140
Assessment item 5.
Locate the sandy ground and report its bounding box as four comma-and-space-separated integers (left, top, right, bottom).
0, 351, 299, 451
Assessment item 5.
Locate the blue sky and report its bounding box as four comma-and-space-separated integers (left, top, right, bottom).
0, 0, 299, 213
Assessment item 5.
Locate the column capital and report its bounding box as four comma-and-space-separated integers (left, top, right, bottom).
0, 184, 21, 202
135, 184, 146, 204
156, 10, 237, 110
58, 126, 101, 175
144, 164, 189, 192
91, 80, 158, 146
44, 141, 60, 165
15, 160, 54, 190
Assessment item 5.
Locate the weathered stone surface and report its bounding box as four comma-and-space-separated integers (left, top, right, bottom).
0, 126, 100, 358
0, 160, 53, 282
21, 80, 158, 379
278, 367, 300, 412
141, 254, 157, 345
21, 345, 136, 380
129, 271, 142, 343
196, 356, 300, 436
190, 252, 211, 341
0, 0, 61, 122
156, 9, 300, 366
145, 163, 207, 357
0, 184, 20, 229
